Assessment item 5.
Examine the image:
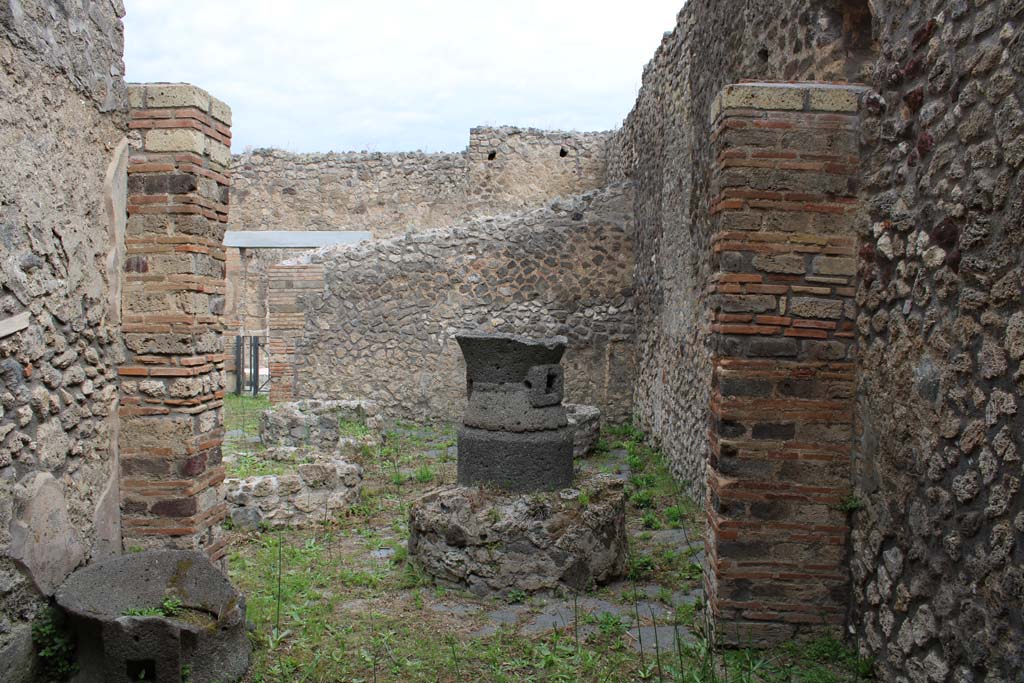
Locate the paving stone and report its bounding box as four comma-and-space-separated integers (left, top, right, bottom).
627, 625, 691, 654
520, 604, 577, 634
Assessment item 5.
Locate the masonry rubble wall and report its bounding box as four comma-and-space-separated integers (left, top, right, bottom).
0, 1, 128, 678
615, 0, 876, 496
230, 127, 612, 239
617, 0, 1023, 678
268, 187, 636, 423
226, 128, 614, 350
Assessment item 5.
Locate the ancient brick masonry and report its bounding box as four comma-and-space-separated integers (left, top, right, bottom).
118, 84, 233, 560
705, 83, 865, 645
267, 263, 325, 404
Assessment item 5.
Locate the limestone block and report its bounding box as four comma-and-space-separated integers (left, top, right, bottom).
808, 87, 863, 112
144, 83, 210, 111
753, 254, 806, 274
720, 84, 806, 112
127, 84, 146, 109
812, 255, 857, 276
210, 96, 232, 126
35, 417, 73, 469
9, 472, 87, 594
208, 138, 231, 168
144, 128, 206, 155
789, 297, 844, 320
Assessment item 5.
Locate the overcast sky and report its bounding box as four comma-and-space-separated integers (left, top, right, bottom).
123, 1, 683, 154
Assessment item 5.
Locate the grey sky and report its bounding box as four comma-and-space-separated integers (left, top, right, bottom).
123, 1, 682, 153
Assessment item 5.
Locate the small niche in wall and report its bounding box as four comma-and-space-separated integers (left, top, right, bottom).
487, 150, 496, 161
559, 147, 569, 158
842, 0, 874, 53
842, 0, 876, 81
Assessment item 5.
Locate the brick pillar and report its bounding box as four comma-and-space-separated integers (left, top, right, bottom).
267, 263, 324, 403
705, 83, 866, 645
119, 83, 232, 561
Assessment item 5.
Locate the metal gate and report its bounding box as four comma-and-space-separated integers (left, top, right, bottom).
233, 336, 271, 396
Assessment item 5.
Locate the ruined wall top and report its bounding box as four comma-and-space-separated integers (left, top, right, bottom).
229, 126, 613, 238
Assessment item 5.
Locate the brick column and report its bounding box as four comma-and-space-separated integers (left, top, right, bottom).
119, 83, 232, 561
705, 83, 866, 644
267, 263, 324, 403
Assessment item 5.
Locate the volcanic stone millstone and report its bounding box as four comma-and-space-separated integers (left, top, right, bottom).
55, 550, 251, 683
408, 474, 628, 596
455, 331, 574, 492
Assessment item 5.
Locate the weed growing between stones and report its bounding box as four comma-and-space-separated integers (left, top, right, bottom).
31, 607, 77, 681
221, 411, 872, 681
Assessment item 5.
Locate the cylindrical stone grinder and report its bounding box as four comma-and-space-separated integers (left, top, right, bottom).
455, 331, 575, 492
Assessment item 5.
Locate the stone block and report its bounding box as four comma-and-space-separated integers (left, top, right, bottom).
127, 84, 146, 109
789, 297, 844, 320
807, 86, 864, 112
720, 83, 806, 112
144, 128, 206, 155
812, 255, 856, 276
209, 96, 232, 126
120, 415, 196, 455
144, 83, 211, 111
747, 337, 799, 357
9, 472, 87, 594
717, 294, 778, 313
753, 254, 806, 274
207, 138, 231, 168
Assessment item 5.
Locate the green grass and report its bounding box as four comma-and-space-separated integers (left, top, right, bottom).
223, 420, 873, 683
223, 393, 271, 459
223, 393, 270, 433
226, 453, 292, 479
338, 417, 372, 439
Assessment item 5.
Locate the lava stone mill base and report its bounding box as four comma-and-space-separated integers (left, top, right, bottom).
455, 331, 574, 492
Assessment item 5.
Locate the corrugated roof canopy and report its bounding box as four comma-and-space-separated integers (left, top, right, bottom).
223, 231, 372, 248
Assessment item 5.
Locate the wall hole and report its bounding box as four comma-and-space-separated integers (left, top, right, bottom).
559, 147, 568, 157
487, 150, 496, 161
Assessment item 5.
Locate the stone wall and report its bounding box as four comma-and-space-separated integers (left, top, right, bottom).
617, 0, 1023, 678
268, 187, 636, 423
0, 1, 128, 678
851, 3, 1024, 681
616, 0, 877, 494
230, 127, 612, 239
